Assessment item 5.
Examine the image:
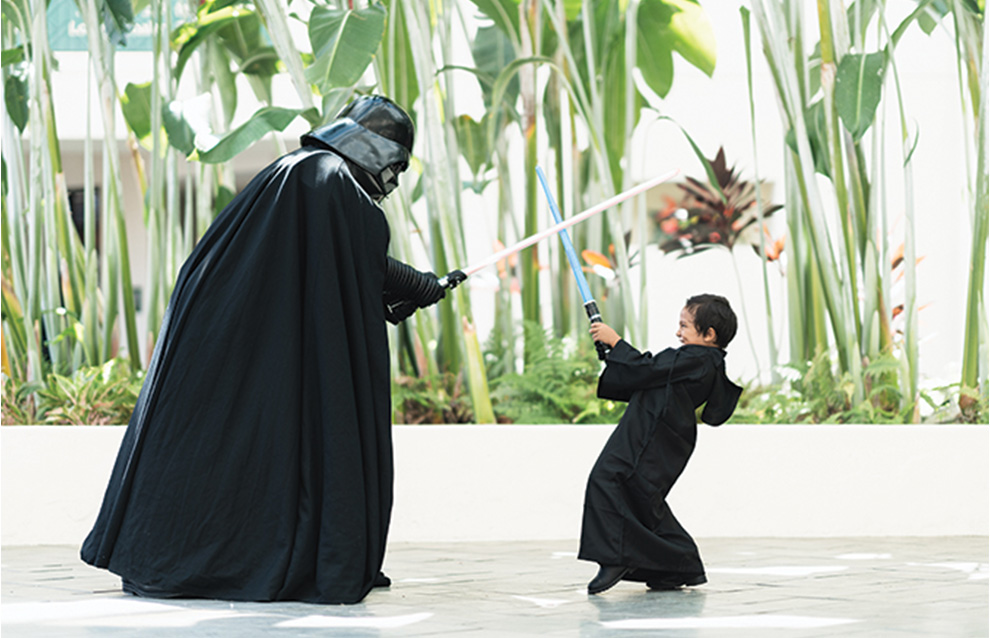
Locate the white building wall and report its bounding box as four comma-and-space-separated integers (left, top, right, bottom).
3, 425, 987, 545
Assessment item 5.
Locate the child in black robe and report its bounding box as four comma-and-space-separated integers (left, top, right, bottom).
580, 294, 742, 594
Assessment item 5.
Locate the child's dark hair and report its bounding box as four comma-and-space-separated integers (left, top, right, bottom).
685, 294, 737, 348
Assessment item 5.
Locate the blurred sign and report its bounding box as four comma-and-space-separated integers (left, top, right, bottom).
47, 0, 190, 52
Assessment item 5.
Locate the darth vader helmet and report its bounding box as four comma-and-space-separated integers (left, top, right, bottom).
301, 95, 414, 202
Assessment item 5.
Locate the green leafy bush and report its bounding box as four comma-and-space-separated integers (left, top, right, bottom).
2, 358, 143, 425
730, 350, 985, 424
5, 340, 982, 426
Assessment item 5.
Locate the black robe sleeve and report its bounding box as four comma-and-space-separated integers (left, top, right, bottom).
597, 341, 709, 402
597, 341, 742, 426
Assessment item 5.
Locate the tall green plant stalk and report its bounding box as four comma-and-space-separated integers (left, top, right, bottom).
435, 1, 472, 378
5, 0, 85, 377
548, 76, 572, 340
400, 0, 495, 422
81, 49, 100, 367
750, 0, 949, 417
572, 0, 629, 342
954, 0, 988, 409
1, 0, 119, 381
752, 0, 864, 400
741, 6, 780, 384
493, 133, 520, 374
880, 16, 919, 412
1, 0, 40, 383
518, 0, 542, 341
78, 0, 141, 372
612, 0, 642, 345
31, 0, 68, 373
1, 141, 41, 384
817, 0, 863, 347
375, 0, 442, 382
145, 0, 167, 359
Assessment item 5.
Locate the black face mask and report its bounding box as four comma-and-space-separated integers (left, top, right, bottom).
378, 164, 401, 198
346, 161, 400, 203
301, 117, 411, 202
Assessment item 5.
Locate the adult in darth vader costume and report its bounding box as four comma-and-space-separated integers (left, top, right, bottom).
81, 95, 460, 604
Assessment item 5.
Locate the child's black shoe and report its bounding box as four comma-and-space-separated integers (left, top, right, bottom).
588, 565, 630, 594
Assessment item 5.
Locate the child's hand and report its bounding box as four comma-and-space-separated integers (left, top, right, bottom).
589, 322, 621, 348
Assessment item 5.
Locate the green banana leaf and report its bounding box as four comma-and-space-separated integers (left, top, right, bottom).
195, 105, 311, 163
835, 51, 886, 141
304, 4, 387, 94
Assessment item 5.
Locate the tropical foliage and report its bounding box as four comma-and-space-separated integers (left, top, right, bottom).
732, 352, 986, 425
2, 358, 142, 425
743, 0, 986, 421
653, 147, 783, 257
1, 0, 985, 425
391, 372, 477, 424
1, 0, 720, 423
487, 321, 626, 424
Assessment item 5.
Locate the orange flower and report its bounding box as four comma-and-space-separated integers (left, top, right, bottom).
759, 225, 785, 261
581, 249, 612, 269
656, 196, 678, 220
891, 243, 904, 269
766, 236, 785, 261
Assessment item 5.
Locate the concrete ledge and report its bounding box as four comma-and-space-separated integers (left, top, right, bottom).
2, 424, 987, 546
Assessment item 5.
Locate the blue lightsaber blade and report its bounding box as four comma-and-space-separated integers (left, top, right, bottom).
536, 166, 610, 360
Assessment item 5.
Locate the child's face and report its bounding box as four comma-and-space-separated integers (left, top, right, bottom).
677, 307, 718, 347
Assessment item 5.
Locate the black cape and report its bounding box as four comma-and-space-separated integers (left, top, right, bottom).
81, 146, 394, 604
578, 341, 741, 582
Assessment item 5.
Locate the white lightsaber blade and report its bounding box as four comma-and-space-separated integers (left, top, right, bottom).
439, 169, 680, 286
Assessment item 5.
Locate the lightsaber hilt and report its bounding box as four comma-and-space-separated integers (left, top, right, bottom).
437, 270, 466, 290
584, 300, 610, 360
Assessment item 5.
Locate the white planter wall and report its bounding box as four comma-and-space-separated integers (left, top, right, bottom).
2, 424, 987, 546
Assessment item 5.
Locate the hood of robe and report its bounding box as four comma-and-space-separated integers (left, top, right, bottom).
698, 347, 743, 426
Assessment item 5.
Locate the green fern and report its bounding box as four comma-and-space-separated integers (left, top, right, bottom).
487, 322, 624, 424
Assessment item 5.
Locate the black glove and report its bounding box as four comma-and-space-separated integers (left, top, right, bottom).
416, 274, 445, 307
383, 258, 446, 324
384, 257, 446, 307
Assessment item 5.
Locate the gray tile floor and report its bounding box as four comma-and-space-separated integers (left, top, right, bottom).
2, 537, 987, 637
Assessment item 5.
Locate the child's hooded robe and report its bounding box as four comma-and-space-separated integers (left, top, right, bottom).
81, 146, 394, 604
578, 341, 742, 582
